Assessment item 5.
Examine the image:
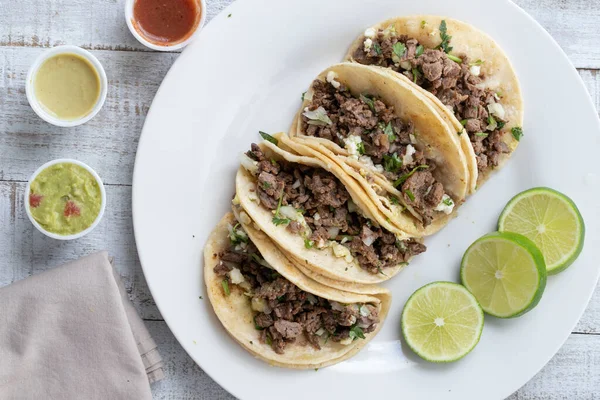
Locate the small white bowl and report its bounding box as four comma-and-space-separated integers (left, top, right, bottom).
25, 45, 108, 127
24, 159, 107, 241
125, 0, 207, 51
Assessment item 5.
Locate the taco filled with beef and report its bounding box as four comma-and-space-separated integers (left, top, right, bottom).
205, 211, 391, 369
236, 134, 426, 284
345, 16, 524, 188
290, 63, 470, 236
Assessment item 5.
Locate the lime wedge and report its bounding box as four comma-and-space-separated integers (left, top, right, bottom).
498, 187, 585, 274
401, 282, 484, 362
461, 232, 547, 318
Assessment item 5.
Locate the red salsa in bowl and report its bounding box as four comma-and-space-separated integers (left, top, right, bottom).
129, 0, 204, 49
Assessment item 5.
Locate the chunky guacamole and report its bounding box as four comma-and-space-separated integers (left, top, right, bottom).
29, 163, 102, 235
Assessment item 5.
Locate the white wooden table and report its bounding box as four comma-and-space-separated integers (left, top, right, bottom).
0, 0, 598, 398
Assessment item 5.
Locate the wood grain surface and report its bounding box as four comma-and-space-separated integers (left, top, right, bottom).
0, 1, 598, 399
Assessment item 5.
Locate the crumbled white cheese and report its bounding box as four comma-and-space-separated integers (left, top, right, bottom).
469, 65, 481, 76
229, 268, 245, 284
403, 144, 416, 165
326, 71, 341, 89
358, 155, 375, 168
434, 194, 455, 215
364, 27, 376, 38
344, 135, 363, 157
363, 38, 373, 53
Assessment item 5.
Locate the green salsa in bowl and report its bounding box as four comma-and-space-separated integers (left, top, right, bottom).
25, 159, 106, 240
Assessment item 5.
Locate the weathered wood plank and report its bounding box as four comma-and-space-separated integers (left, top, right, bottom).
1, 0, 600, 68
0, 47, 176, 184
515, 0, 600, 69
0, 0, 234, 52
146, 318, 600, 400
0, 181, 161, 320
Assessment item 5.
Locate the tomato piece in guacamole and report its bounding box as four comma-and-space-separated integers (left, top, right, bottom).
28, 163, 102, 236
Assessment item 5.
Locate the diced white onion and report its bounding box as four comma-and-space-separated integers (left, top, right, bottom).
469, 65, 481, 76
361, 230, 377, 247
315, 328, 326, 336
364, 27, 376, 38
434, 194, 455, 215
332, 243, 353, 262
364, 38, 373, 52
347, 199, 359, 213
340, 337, 353, 345
330, 301, 345, 312
326, 71, 341, 89
313, 212, 321, 221
239, 211, 251, 225
327, 227, 340, 239
409, 133, 417, 144
403, 144, 416, 165
304, 90, 313, 102
487, 102, 506, 120
228, 268, 245, 285
400, 61, 412, 70
251, 297, 269, 313
279, 205, 299, 221
292, 179, 301, 189
359, 304, 372, 317
240, 153, 258, 175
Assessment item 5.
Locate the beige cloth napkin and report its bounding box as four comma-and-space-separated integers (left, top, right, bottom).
0, 251, 164, 400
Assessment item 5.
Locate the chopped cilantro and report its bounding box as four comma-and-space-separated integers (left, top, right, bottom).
460, 119, 468, 126
262, 181, 272, 189
265, 333, 272, 346
420, 20, 427, 29
229, 223, 248, 245
393, 165, 429, 187
443, 197, 453, 206
487, 115, 497, 131
360, 94, 376, 112
470, 59, 484, 66
373, 43, 382, 55
383, 153, 402, 173
272, 216, 290, 226
457, 131, 463, 136
221, 279, 230, 296
356, 141, 366, 155
277, 295, 285, 301
315, 368, 319, 372
198, 296, 203, 300
304, 239, 314, 249
438, 20, 453, 53
253, 315, 264, 330
511, 127, 524, 141
272, 193, 290, 226
251, 253, 262, 264
393, 42, 406, 59
383, 121, 395, 142
259, 131, 278, 145
447, 54, 462, 63
389, 196, 400, 205
377, 266, 388, 276
227, 13, 232, 18
302, 91, 306, 101
396, 240, 407, 252
475, 132, 489, 138
415, 44, 424, 57
497, 120, 506, 129
405, 189, 415, 202
270, 158, 278, 166
349, 324, 366, 340
412, 67, 422, 83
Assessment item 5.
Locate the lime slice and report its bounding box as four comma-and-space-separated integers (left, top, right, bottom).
401, 282, 484, 362
498, 187, 585, 274
461, 232, 547, 318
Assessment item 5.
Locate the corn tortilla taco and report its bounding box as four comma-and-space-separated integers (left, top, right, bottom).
204, 211, 391, 369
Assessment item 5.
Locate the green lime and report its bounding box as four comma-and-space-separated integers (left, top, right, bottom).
461, 232, 547, 318
498, 187, 585, 274
401, 281, 484, 362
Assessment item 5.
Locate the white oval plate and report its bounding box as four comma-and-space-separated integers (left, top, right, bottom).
132, 0, 600, 398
